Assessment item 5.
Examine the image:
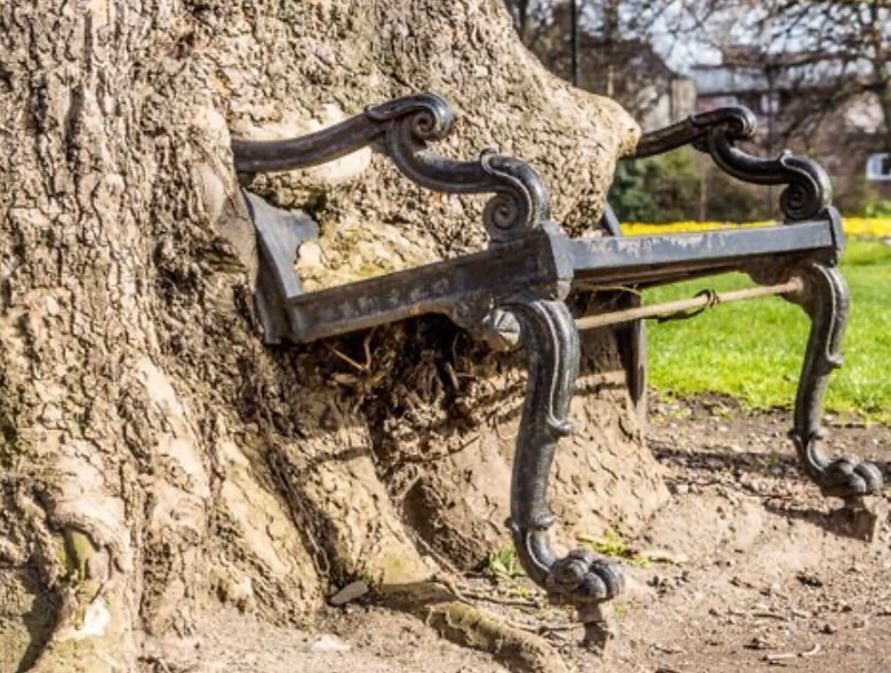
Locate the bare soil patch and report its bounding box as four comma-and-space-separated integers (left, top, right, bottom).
466, 395, 891, 673
140, 395, 891, 673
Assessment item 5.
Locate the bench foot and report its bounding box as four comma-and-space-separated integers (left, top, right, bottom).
504, 295, 626, 611
776, 261, 884, 500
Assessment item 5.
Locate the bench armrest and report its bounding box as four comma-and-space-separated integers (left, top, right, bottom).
629, 106, 832, 223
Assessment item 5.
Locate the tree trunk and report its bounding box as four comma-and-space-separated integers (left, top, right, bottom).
0, 2, 666, 671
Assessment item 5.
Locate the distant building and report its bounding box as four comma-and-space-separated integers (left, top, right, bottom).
638, 75, 697, 132
518, 13, 890, 207
866, 153, 891, 182
578, 39, 697, 131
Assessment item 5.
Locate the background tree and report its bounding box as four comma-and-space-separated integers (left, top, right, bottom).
677, 0, 891, 152
0, 2, 670, 673
689, 0, 891, 213
503, 0, 891, 220
750, 0, 891, 151
502, 0, 682, 120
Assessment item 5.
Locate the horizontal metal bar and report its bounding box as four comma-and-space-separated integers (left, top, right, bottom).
570, 221, 835, 287
575, 278, 802, 331
270, 216, 841, 342
286, 232, 573, 342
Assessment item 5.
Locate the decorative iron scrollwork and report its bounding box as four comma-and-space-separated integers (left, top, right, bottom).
232, 93, 551, 243
235, 93, 877, 632
632, 107, 832, 222
503, 295, 625, 607
772, 262, 884, 500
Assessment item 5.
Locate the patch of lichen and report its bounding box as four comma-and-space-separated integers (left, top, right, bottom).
62, 529, 96, 585
55, 528, 101, 632
28, 637, 118, 673
0, 630, 31, 673
371, 551, 430, 588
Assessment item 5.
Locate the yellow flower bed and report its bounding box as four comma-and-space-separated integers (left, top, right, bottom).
621, 217, 891, 238
844, 217, 891, 238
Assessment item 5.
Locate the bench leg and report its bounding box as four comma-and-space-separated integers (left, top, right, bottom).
783, 262, 884, 502
503, 295, 625, 612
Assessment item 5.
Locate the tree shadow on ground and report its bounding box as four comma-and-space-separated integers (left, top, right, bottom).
652, 444, 890, 541
652, 444, 891, 484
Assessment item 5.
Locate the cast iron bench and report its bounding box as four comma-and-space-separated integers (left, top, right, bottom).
231, 93, 883, 630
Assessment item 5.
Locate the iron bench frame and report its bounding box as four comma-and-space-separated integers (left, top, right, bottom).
231, 93, 883, 621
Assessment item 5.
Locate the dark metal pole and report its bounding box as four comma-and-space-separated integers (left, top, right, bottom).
575, 278, 802, 331
570, 0, 580, 86
766, 65, 776, 217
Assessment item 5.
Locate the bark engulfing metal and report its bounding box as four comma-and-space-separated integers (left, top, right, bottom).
231, 93, 883, 614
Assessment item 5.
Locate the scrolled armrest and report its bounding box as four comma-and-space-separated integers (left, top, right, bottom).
628, 106, 832, 222
232, 93, 551, 244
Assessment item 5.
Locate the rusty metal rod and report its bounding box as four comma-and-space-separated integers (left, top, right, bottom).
575, 278, 803, 331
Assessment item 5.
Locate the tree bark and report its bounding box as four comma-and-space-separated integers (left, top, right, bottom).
0, 2, 666, 671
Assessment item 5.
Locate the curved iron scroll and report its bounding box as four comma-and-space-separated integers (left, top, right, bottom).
503, 295, 625, 607
231, 93, 551, 243
770, 262, 884, 500
631, 107, 831, 222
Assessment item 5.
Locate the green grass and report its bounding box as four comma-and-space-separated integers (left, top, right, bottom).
486, 545, 524, 580
578, 529, 651, 567
645, 240, 891, 423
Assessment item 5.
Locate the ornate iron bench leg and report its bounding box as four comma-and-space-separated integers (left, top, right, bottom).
779, 262, 883, 500
503, 295, 624, 613
505, 294, 625, 646
631, 107, 884, 503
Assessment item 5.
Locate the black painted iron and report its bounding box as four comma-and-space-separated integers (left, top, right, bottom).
231, 94, 883, 617
504, 295, 625, 609
632, 106, 831, 222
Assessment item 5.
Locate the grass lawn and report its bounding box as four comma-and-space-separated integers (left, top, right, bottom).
642, 240, 891, 424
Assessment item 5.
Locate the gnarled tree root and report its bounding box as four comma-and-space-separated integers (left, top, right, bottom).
384, 581, 568, 673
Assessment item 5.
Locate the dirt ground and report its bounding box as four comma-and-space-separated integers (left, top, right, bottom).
571, 396, 891, 673
142, 395, 891, 673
